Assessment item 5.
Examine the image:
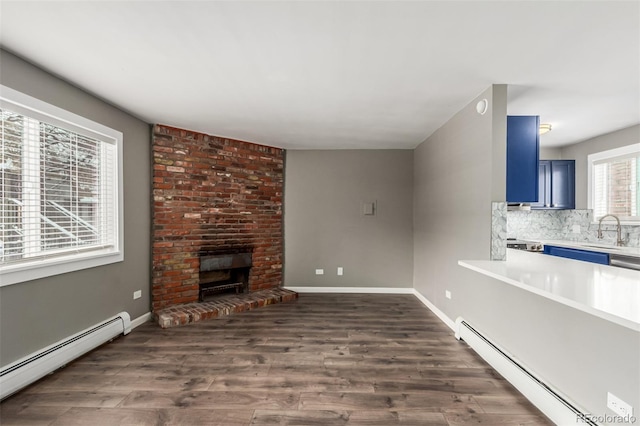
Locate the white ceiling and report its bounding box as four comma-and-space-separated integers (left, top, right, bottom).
0, 1, 638, 149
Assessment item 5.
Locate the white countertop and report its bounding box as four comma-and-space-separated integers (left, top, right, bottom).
537, 239, 640, 258
459, 249, 640, 332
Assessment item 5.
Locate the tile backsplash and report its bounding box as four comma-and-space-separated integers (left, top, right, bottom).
491, 202, 507, 260
507, 209, 640, 248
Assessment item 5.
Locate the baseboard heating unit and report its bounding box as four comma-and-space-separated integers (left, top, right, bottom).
0, 311, 131, 400
455, 318, 596, 426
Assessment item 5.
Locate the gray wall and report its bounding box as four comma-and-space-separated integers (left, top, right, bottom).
561, 124, 640, 209
539, 146, 562, 160
413, 85, 506, 306
284, 150, 413, 288
414, 84, 639, 418
0, 50, 151, 365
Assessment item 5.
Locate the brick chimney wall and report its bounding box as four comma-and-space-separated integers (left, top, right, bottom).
151, 124, 284, 311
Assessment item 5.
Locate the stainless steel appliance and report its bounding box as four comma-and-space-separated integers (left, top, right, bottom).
506, 239, 543, 252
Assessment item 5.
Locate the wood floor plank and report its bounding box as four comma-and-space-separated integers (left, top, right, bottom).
208, 374, 375, 393
24, 374, 215, 393
444, 412, 553, 425
473, 394, 548, 414
52, 362, 125, 376
50, 407, 253, 426
323, 355, 471, 368
418, 366, 504, 380
120, 390, 299, 410
220, 342, 350, 356
2, 391, 126, 408
0, 293, 552, 425
250, 409, 351, 425
76, 350, 188, 365
115, 363, 272, 378
298, 391, 483, 412
250, 409, 451, 426
50, 407, 162, 426
372, 378, 502, 394
0, 405, 70, 426
349, 410, 450, 425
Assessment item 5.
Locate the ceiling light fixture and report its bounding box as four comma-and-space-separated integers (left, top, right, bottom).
539, 123, 553, 135
476, 99, 489, 115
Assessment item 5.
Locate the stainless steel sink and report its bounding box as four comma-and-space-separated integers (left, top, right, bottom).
609, 254, 640, 271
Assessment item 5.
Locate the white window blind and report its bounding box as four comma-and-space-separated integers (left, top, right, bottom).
1, 108, 117, 264
0, 85, 122, 286
589, 144, 640, 223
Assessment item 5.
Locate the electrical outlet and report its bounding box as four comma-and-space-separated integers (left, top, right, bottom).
607, 392, 633, 417
572, 224, 581, 234
445, 290, 452, 299
133, 290, 142, 300
315, 269, 324, 275
337, 267, 343, 276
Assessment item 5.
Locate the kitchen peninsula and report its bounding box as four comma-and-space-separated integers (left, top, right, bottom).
457, 248, 639, 424
459, 248, 640, 331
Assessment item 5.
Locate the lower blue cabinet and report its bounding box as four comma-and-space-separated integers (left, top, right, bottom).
543, 245, 609, 265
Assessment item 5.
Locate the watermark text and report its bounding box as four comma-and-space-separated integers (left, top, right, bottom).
577, 413, 637, 424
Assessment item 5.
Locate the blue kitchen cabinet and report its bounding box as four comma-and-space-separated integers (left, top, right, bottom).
532, 160, 575, 209
532, 160, 551, 209
550, 160, 575, 209
543, 245, 609, 265
507, 116, 540, 203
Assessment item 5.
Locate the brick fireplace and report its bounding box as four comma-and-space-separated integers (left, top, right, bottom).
151, 124, 284, 312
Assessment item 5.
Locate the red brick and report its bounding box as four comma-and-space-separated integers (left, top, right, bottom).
151, 124, 283, 311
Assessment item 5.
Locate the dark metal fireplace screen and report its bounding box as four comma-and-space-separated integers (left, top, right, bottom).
199, 252, 252, 301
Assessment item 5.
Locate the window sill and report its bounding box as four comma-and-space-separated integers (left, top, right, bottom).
0, 248, 123, 287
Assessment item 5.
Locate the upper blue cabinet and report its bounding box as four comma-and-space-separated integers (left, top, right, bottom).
507, 116, 540, 203
532, 160, 575, 209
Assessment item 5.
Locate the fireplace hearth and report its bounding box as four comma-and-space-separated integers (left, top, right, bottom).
155, 288, 299, 328
199, 252, 252, 301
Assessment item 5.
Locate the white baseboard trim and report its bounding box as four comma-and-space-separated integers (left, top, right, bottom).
284, 286, 414, 294
130, 312, 152, 329
410, 289, 456, 332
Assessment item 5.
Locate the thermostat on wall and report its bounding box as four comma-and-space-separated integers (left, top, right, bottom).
362, 202, 375, 216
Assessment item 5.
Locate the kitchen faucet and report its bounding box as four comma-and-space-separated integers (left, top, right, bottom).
597, 214, 624, 246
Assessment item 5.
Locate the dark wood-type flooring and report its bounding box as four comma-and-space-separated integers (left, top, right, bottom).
1, 293, 553, 425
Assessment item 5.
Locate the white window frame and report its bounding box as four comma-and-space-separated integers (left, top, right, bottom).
0, 85, 123, 286
587, 143, 640, 225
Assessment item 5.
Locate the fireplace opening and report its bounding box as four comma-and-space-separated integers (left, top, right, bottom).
199, 251, 252, 301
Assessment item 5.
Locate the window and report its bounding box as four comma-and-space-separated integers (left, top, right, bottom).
0, 85, 123, 286
588, 144, 640, 224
